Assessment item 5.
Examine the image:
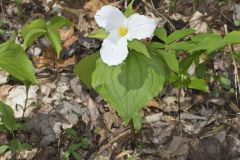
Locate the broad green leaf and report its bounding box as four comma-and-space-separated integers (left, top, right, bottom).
88, 29, 108, 39
92, 51, 165, 123
0, 145, 8, 154
188, 77, 209, 92
124, 0, 135, 17
0, 41, 37, 84
47, 16, 70, 31
157, 50, 179, 73
166, 29, 195, 44
22, 28, 47, 50
133, 112, 142, 131
189, 34, 226, 54
154, 27, 167, 42
0, 102, 17, 131
21, 19, 47, 38
224, 31, 240, 44
74, 53, 100, 89
128, 40, 150, 58
46, 29, 62, 57
167, 42, 196, 51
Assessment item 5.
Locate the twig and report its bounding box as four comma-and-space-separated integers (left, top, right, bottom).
142, 0, 176, 30
224, 24, 240, 106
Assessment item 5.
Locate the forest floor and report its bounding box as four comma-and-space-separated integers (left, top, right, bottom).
1, 0, 240, 160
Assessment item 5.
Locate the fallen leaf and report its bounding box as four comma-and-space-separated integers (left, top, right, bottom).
190, 11, 209, 33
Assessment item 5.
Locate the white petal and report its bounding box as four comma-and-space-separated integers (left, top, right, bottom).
95, 5, 125, 32
126, 14, 157, 41
100, 36, 128, 66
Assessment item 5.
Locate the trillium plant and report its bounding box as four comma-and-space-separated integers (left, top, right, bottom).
75, 3, 166, 130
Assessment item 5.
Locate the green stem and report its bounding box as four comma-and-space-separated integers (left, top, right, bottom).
21, 84, 30, 121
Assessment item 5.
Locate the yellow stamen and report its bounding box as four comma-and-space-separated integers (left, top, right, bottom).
118, 26, 128, 37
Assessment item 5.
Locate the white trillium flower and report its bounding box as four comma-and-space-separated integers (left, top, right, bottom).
95, 5, 157, 66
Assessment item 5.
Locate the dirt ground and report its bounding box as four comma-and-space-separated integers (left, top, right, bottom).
1, 0, 240, 159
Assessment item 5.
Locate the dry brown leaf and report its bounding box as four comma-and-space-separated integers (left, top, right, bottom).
63, 35, 78, 48
84, 0, 111, 17
87, 97, 100, 126
159, 136, 190, 159
59, 26, 74, 41
190, 11, 209, 33
147, 99, 161, 108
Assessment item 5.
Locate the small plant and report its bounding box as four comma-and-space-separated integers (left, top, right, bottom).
63, 128, 90, 160
21, 16, 71, 57
0, 102, 32, 156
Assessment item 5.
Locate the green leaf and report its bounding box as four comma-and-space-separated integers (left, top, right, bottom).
166, 42, 196, 51
166, 29, 195, 44
191, 33, 218, 43
71, 151, 82, 160
21, 18, 47, 38
0, 102, 17, 131
46, 29, 62, 57
9, 139, 21, 153
128, 39, 150, 58
179, 54, 195, 73
69, 143, 82, 151
92, 51, 165, 124
0, 145, 9, 154
63, 151, 71, 159
132, 112, 142, 131
189, 34, 226, 54
21, 143, 32, 151
219, 75, 231, 89
188, 77, 209, 92
74, 53, 100, 89
157, 50, 179, 73
79, 137, 90, 149
224, 31, 240, 44
0, 41, 37, 84
147, 42, 165, 51
154, 27, 167, 42
65, 128, 77, 138
22, 28, 47, 50
195, 63, 207, 78
47, 16, 70, 31
88, 29, 108, 39
124, 0, 135, 17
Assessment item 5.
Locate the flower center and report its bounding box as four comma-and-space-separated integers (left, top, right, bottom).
118, 26, 128, 37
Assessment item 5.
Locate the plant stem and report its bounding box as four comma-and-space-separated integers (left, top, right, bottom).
21, 84, 30, 121
178, 87, 182, 122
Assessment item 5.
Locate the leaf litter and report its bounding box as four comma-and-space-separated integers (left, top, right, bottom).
1, 0, 240, 159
